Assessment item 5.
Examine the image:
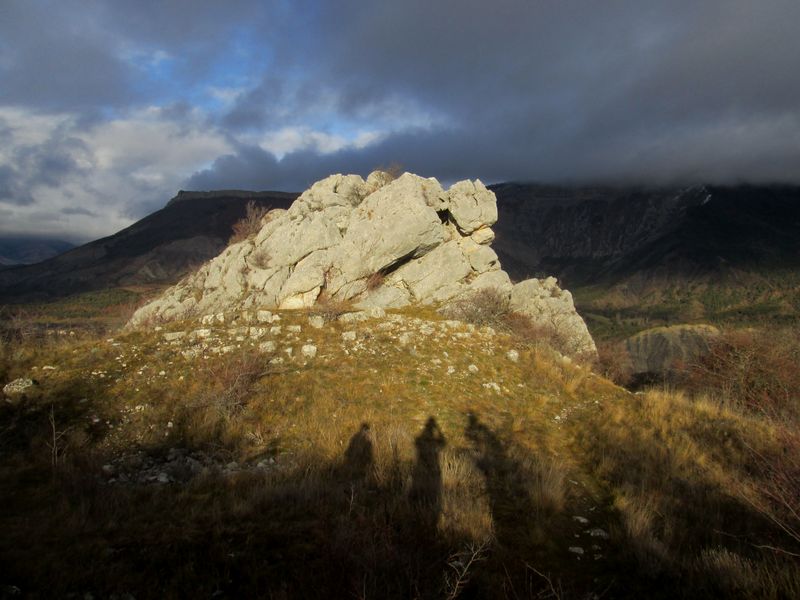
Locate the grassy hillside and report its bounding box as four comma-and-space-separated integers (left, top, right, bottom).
574, 269, 800, 342
1, 300, 798, 598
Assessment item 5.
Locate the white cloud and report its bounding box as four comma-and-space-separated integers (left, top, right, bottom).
0, 107, 231, 240
255, 126, 385, 159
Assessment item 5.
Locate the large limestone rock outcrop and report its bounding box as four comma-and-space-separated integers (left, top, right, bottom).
625, 324, 720, 379
128, 171, 596, 356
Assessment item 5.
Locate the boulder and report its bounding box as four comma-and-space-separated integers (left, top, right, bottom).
625, 324, 720, 379
128, 171, 596, 357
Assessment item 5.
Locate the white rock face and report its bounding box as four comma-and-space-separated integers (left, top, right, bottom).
128, 171, 595, 356
509, 277, 596, 356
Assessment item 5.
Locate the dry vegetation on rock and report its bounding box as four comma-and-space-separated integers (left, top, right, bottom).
228, 200, 271, 245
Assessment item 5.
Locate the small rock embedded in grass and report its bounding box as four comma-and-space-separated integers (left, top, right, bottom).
259, 341, 277, 352
468, 364, 479, 374
506, 349, 519, 363
162, 331, 185, 342
572, 516, 589, 524
3, 378, 34, 401
308, 315, 325, 329
342, 331, 357, 342
339, 311, 368, 323
568, 546, 584, 556
270, 326, 282, 335
256, 310, 273, 323
587, 528, 609, 539
286, 325, 301, 333
301, 344, 317, 359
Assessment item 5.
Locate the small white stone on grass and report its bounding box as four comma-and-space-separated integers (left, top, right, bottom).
259, 341, 277, 352
163, 332, 186, 342
588, 528, 609, 539
342, 331, 357, 342
506, 349, 519, 363
468, 364, 479, 374
568, 547, 584, 555
270, 326, 282, 335
301, 344, 317, 359
3, 378, 34, 398
572, 516, 589, 524
287, 325, 302, 333
308, 316, 325, 329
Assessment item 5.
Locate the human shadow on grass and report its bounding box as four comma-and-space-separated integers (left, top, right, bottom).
2, 418, 459, 599
465, 412, 613, 598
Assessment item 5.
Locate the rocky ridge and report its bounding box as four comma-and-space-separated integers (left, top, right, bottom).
129, 172, 596, 356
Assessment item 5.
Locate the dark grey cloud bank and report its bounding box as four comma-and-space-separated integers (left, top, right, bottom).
192, 0, 800, 189
2, 0, 800, 238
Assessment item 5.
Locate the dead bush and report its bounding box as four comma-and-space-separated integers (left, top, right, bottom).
199, 350, 266, 418
373, 161, 404, 181
229, 201, 270, 244
745, 425, 800, 550
308, 295, 355, 322
365, 271, 384, 291
250, 247, 271, 270
682, 328, 800, 419
595, 340, 634, 387
500, 311, 575, 356
441, 287, 510, 327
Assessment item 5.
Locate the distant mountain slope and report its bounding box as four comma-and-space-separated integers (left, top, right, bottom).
0, 190, 297, 302
0, 237, 75, 266
491, 183, 800, 287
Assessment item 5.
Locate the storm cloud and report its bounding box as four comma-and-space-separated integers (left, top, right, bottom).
1, 0, 799, 238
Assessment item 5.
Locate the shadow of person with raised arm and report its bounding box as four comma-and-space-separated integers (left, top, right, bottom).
410, 417, 447, 533
465, 413, 529, 547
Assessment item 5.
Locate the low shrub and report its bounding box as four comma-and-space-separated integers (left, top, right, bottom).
681, 327, 800, 419
440, 287, 510, 328
229, 201, 270, 244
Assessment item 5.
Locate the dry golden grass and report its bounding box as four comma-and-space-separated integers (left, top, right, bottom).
1, 307, 799, 598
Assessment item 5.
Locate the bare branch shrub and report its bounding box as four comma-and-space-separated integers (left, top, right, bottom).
742, 426, 800, 551
441, 287, 510, 327
443, 539, 490, 599
682, 328, 800, 418
200, 350, 266, 418
229, 201, 270, 244
595, 340, 634, 386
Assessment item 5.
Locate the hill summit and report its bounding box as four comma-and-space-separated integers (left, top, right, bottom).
129, 171, 595, 356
